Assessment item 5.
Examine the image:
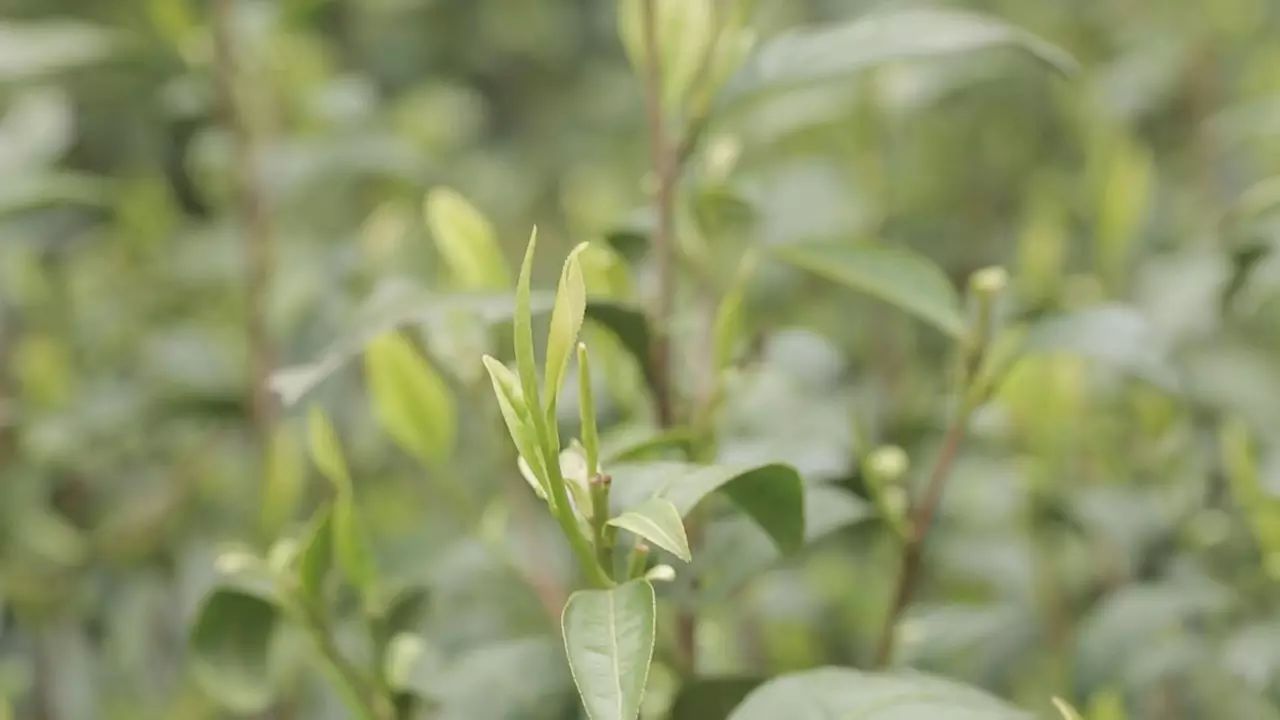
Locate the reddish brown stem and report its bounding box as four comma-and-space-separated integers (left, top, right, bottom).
873, 405, 971, 667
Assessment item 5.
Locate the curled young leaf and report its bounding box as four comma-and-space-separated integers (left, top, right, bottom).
608, 496, 692, 562
544, 242, 590, 413
483, 355, 549, 498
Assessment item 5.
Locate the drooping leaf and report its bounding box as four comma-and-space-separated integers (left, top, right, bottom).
190, 588, 281, 713
666, 463, 805, 554
725, 7, 1076, 105
544, 243, 590, 410
727, 667, 1030, 720
306, 406, 351, 493
425, 187, 510, 290
562, 580, 656, 720
773, 241, 966, 338
364, 331, 456, 466
607, 497, 692, 562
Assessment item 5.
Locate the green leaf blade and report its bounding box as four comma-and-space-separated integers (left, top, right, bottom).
726, 7, 1076, 104
190, 588, 281, 713
608, 497, 692, 562
774, 241, 965, 338
727, 668, 1030, 720
364, 332, 456, 466
307, 407, 351, 493
425, 187, 511, 290
562, 580, 657, 720
544, 242, 590, 411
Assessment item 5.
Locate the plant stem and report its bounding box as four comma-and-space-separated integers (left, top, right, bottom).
873, 399, 974, 668
590, 474, 614, 574
213, 0, 276, 447
639, 0, 678, 429
540, 433, 614, 588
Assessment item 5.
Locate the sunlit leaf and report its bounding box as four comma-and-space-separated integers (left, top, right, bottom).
773, 241, 965, 338
727, 668, 1030, 720
306, 406, 351, 493
425, 187, 511, 290
482, 355, 549, 496
364, 332, 456, 466
562, 580, 656, 720
544, 243, 589, 410
1053, 697, 1085, 720
607, 497, 691, 562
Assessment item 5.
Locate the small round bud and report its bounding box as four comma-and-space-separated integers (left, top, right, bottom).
866, 445, 909, 485
645, 564, 676, 582
970, 266, 1009, 296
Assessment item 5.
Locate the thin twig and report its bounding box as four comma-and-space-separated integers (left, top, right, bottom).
212, 0, 276, 444
873, 402, 973, 667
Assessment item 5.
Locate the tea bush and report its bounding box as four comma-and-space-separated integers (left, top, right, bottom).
2, 0, 1280, 719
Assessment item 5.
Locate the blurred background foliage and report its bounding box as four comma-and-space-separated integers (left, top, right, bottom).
2, 0, 1280, 718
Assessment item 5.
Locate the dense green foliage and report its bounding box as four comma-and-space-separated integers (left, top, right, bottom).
3, 0, 1280, 718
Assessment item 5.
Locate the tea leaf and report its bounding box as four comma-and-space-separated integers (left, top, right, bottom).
333, 493, 377, 596
608, 497, 691, 562
667, 463, 805, 554
306, 407, 351, 494
514, 229, 544, 427
584, 301, 657, 392
774, 241, 965, 338
562, 580, 656, 720
726, 7, 1075, 104
544, 242, 589, 412
297, 504, 333, 604
1053, 697, 1085, 720
425, 187, 510, 290
190, 588, 281, 713
482, 355, 549, 497
727, 668, 1030, 719
364, 331, 456, 466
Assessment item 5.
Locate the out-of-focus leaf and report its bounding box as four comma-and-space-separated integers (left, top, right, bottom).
727, 667, 1030, 719
261, 423, 305, 541
384, 632, 446, 700
190, 588, 280, 713
617, 0, 715, 108
562, 580, 656, 720
585, 301, 657, 390
544, 243, 589, 409
1024, 304, 1180, 391
433, 637, 573, 720
607, 497, 691, 562
670, 677, 764, 720
1053, 698, 1085, 720
297, 505, 333, 604
0, 21, 115, 81
725, 8, 1075, 105
364, 332, 456, 466
306, 407, 351, 492
333, 494, 377, 597
612, 462, 805, 554
773, 241, 965, 338
270, 282, 547, 407
713, 252, 757, 371
425, 187, 511, 290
